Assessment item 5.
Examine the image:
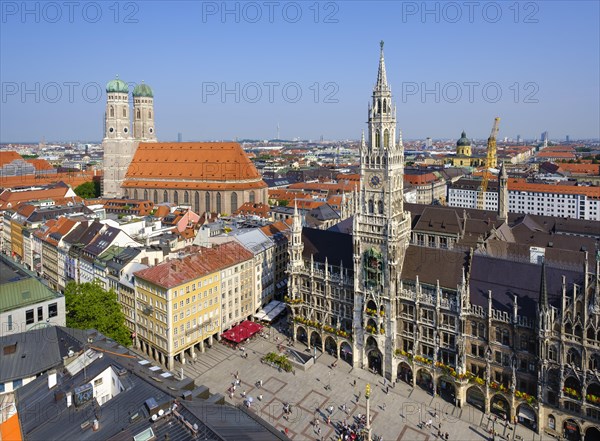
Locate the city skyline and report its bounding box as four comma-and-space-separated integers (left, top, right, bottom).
1, 1, 599, 142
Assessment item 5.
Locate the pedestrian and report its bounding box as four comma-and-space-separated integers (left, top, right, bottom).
284, 427, 289, 436
353, 379, 356, 387
382, 403, 386, 411
445, 432, 449, 440
386, 386, 389, 394
259, 379, 263, 387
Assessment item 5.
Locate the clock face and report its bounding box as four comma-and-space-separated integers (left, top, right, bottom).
369, 174, 382, 189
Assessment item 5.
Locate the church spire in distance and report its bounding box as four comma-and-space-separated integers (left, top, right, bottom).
376, 40, 389, 92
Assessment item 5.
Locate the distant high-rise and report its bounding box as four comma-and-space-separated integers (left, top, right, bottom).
541, 131, 548, 142
177, 132, 182, 142
425, 137, 432, 148
566, 135, 570, 142
516, 135, 521, 144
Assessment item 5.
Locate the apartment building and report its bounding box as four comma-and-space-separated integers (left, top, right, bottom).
448, 177, 600, 221
133, 242, 254, 369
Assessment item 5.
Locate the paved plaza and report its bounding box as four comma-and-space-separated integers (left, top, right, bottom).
173, 325, 546, 441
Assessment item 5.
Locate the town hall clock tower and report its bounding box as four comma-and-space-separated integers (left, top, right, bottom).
352, 42, 412, 380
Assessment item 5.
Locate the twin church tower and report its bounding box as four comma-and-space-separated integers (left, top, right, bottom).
102, 78, 157, 197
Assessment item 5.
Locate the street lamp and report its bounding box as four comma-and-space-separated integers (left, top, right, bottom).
365, 383, 372, 441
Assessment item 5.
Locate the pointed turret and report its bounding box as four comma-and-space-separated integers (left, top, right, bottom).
498, 163, 508, 222
375, 40, 389, 92
292, 200, 301, 232
539, 259, 549, 310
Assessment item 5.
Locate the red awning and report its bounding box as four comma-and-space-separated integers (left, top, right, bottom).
221, 320, 263, 343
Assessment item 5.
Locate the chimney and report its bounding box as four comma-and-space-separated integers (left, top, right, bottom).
48, 370, 57, 389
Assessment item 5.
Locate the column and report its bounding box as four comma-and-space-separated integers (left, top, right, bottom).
168, 355, 174, 370
181, 351, 186, 365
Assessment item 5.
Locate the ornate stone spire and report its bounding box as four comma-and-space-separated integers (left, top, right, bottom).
375, 40, 389, 92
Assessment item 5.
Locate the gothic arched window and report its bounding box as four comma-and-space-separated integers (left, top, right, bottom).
566, 348, 581, 367
378, 200, 383, 214
143, 189, 148, 200
383, 99, 387, 114
375, 131, 381, 148
205, 192, 211, 212
231, 192, 238, 213
384, 129, 390, 148
368, 199, 374, 214
377, 99, 381, 114
184, 191, 189, 204
174, 191, 179, 206
148, 110, 152, 119
136, 108, 141, 119
109, 106, 114, 117
123, 108, 126, 117
589, 354, 600, 371
153, 190, 158, 203
195, 191, 200, 212
133, 189, 138, 199
216, 192, 222, 214
249, 191, 255, 203
163, 190, 168, 203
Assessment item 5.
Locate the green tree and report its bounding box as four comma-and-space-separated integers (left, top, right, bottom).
65, 281, 132, 346
74, 181, 101, 199
277, 199, 289, 207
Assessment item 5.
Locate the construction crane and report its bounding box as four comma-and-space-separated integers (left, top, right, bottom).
477, 117, 500, 210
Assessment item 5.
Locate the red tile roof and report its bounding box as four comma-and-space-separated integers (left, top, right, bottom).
0, 170, 100, 189
123, 142, 267, 191
0, 150, 23, 167
557, 163, 600, 176
135, 241, 253, 289
26, 158, 54, 171
234, 202, 270, 218
508, 179, 600, 198
537, 151, 575, 159
260, 221, 291, 237
0, 185, 80, 210
404, 173, 439, 185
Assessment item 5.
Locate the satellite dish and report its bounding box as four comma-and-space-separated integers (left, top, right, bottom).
158, 409, 164, 416
151, 414, 157, 421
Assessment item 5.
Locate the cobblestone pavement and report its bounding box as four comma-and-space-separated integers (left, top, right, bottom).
171, 325, 545, 441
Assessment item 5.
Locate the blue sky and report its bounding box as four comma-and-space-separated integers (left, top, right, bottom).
1, 1, 599, 142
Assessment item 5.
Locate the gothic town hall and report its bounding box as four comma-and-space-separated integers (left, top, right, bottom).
287, 42, 600, 440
